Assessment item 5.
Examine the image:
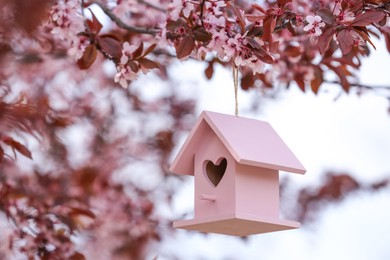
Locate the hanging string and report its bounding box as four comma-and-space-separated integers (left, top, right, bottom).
232, 65, 239, 116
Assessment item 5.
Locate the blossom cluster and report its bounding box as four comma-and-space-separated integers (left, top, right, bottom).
46, 0, 389, 90
161, 0, 388, 91
303, 15, 325, 42
114, 42, 139, 88
167, 0, 267, 74
164, 0, 317, 83
49, 0, 89, 60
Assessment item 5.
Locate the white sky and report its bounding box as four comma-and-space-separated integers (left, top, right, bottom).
153, 39, 390, 259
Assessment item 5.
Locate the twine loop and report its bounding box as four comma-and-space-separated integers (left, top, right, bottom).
233, 65, 239, 116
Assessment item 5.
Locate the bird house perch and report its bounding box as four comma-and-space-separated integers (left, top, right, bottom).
170, 111, 306, 236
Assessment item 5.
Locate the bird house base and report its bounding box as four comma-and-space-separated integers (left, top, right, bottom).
173, 213, 300, 236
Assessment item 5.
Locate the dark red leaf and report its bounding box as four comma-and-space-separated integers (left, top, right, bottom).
86, 9, 103, 34
97, 34, 122, 60
328, 56, 360, 69
69, 252, 86, 260
0, 145, 4, 160
155, 131, 174, 153
166, 19, 186, 32
193, 27, 212, 42
143, 43, 157, 57
269, 41, 280, 53
230, 4, 246, 33
3, 137, 32, 159
286, 22, 296, 36
253, 46, 275, 64
379, 14, 387, 26
13, 0, 51, 33
351, 11, 386, 26
284, 45, 301, 57
73, 167, 98, 193
77, 44, 97, 69
252, 3, 267, 14
311, 66, 323, 94
337, 30, 354, 55
175, 36, 195, 59
318, 27, 335, 54
205, 62, 214, 79
348, 1, 364, 12
277, 0, 291, 7
69, 207, 96, 219
138, 58, 160, 69
128, 60, 139, 72
257, 73, 272, 88
316, 8, 336, 24
246, 38, 261, 49
294, 74, 305, 91
132, 42, 144, 59
245, 22, 257, 36
49, 116, 73, 128
353, 28, 376, 49
330, 65, 351, 92
384, 29, 390, 53
262, 16, 276, 43
296, 172, 361, 222
241, 72, 255, 90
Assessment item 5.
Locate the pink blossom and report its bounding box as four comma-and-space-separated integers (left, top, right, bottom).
207, 29, 228, 58
120, 42, 138, 65
295, 15, 304, 26
303, 15, 325, 36
170, 0, 196, 20
202, 0, 226, 31
235, 46, 264, 74
114, 65, 138, 88
223, 33, 264, 73
204, 13, 226, 30
68, 36, 90, 61
335, 9, 355, 24
234, 46, 257, 67
350, 30, 365, 49
182, 0, 195, 18
249, 59, 264, 75
205, 1, 226, 16
50, 0, 81, 28
224, 33, 245, 59
49, 0, 85, 53
303, 15, 325, 42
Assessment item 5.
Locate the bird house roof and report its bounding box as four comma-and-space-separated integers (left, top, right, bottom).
170, 111, 306, 175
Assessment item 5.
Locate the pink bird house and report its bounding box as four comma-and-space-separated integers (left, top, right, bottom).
170, 111, 306, 236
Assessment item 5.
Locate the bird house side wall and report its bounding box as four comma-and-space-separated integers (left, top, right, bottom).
194, 131, 236, 219
235, 164, 280, 219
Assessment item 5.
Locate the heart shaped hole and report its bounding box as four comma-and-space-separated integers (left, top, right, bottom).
205, 158, 227, 187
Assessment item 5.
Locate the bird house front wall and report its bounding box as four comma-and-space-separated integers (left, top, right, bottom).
235, 164, 280, 219
194, 130, 236, 219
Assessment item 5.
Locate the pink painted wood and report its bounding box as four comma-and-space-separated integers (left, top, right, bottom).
170, 111, 305, 176
170, 111, 306, 236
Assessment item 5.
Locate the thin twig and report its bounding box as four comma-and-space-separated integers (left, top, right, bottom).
199, 0, 205, 26
138, 0, 166, 13
325, 80, 390, 90
233, 65, 239, 116
92, 1, 160, 35
81, 0, 93, 35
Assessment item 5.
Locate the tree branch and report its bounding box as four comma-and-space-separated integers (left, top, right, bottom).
92, 1, 160, 35
138, 0, 166, 13
325, 80, 390, 90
